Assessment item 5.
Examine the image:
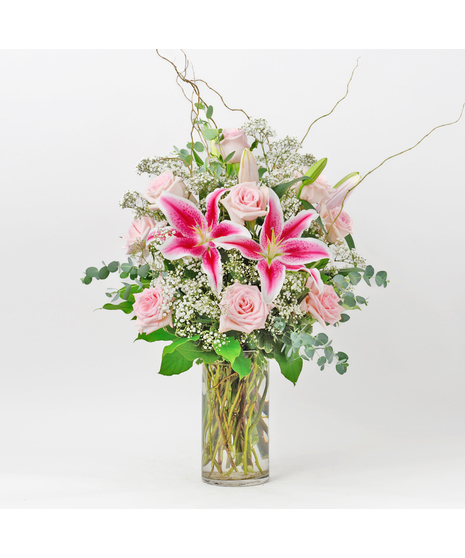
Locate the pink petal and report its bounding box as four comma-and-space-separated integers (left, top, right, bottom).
210, 220, 251, 240
205, 188, 227, 230
326, 174, 360, 211
279, 238, 331, 266
157, 192, 206, 239
214, 236, 262, 260
202, 247, 223, 293
159, 236, 206, 260
309, 268, 324, 293
281, 209, 318, 240
260, 189, 284, 251
257, 259, 286, 303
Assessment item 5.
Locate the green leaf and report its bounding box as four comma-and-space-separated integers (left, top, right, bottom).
102, 301, 133, 314
177, 340, 208, 362
193, 150, 204, 167
98, 266, 109, 280
232, 352, 253, 379
206, 105, 214, 119
348, 271, 362, 285
336, 363, 348, 375
85, 267, 99, 278
363, 265, 374, 285
138, 264, 150, 278
250, 140, 259, 151
194, 142, 204, 152
107, 261, 119, 273
340, 313, 350, 322
298, 158, 328, 196
213, 337, 241, 365
336, 351, 349, 363
356, 295, 367, 305
274, 350, 303, 385
223, 151, 236, 163
317, 356, 326, 367
272, 175, 309, 198
159, 351, 193, 376
120, 271, 129, 279
158, 335, 200, 376
136, 328, 178, 342
82, 276, 92, 285
202, 127, 218, 141
344, 293, 357, 307
375, 271, 388, 287
345, 234, 355, 250
316, 333, 329, 344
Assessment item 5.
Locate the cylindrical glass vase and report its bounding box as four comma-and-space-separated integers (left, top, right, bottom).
201, 351, 269, 486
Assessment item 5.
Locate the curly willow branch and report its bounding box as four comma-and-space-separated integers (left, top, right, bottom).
327, 103, 465, 238
301, 57, 360, 145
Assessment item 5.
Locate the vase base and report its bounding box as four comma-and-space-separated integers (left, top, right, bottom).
202, 472, 269, 487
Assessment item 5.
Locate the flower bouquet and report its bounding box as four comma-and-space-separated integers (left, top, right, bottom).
82, 51, 462, 486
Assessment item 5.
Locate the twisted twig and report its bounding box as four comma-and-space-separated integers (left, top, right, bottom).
327, 103, 465, 237
301, 57, 360, 145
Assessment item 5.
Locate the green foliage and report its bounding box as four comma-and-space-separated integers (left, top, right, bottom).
273, 348, 303, 385
102, 301, 133, 314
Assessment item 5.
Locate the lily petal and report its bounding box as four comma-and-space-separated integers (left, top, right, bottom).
157, 192, 206, 238
326, 173, 360, 211
205, 188, 227, 230
281, 209, 318, 240
309, 268, 324, 293
257, 259, 286, 303
210, 220, 251, 240
202, 246, 223, 294
159, 236, 206, 260
279, 238, 331, 266
214, 236, 262, 260
260, 189, 284, 251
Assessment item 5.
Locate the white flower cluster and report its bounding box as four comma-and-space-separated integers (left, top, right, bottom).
280, 192, 302, 221
240, 118, 276, 142
136, 156, 189, 179
161, 261, 222, 339
271, 273, 307, 323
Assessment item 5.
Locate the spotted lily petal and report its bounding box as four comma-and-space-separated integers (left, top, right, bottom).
205, 188, 227, 230
157, 192, 206, 238
214, 236, 262, 260
281, 209, 318, 240
257, 259, 286, 304
159, 236, 206, 260
202, 247, 223, 293
210, 220, 251, 240
260, 189, 284, 251
278, 238, 331, 267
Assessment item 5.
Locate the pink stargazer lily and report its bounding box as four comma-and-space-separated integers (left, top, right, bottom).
216, 189, 331, 303
157, 189, 251, 294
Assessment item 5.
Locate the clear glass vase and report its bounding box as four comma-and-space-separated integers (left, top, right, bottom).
201, 351, 269, 486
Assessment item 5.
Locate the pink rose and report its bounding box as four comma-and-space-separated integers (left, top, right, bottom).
294, 170, 333, 205
219, 283, 271, 334
300, 284, 342, 328
133, 285, 173, 334
218, 128, 250, 164
122, 216, 157, 257
319, 201, 353, 243
142, 171, 188, 211
221, 182, 269, 224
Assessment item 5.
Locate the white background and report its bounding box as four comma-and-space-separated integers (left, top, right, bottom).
1, 49, 465, 511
